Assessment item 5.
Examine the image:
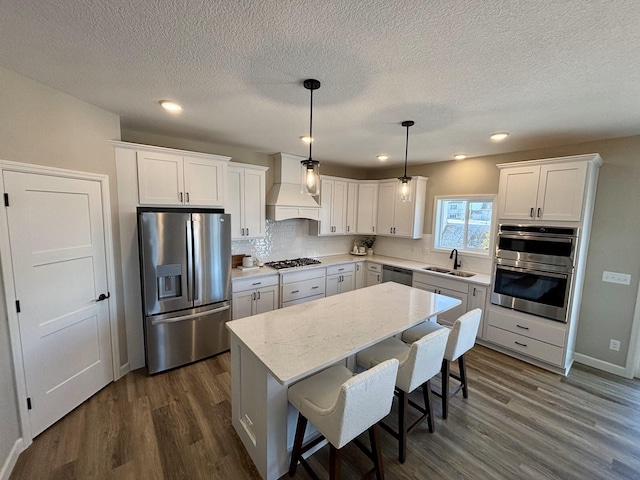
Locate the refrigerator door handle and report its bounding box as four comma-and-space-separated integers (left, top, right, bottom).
186, 219, 193, 301
150, 305, 230, 326
192, 218, 201, 301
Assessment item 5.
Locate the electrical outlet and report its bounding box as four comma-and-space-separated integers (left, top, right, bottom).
602, 271, 632, 285
609, 339, 621, 351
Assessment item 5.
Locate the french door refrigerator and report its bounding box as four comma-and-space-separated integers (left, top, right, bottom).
138, 207, 231, 374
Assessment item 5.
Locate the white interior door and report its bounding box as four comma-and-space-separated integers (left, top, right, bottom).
3, 171, 113, 436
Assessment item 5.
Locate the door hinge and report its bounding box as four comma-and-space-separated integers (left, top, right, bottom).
3, 193, 8, 207
15, 300, 20, 313
27, 397, 32, 410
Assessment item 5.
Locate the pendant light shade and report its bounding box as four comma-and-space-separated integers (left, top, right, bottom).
398, 120, 414, 202
301, 79, 321, 196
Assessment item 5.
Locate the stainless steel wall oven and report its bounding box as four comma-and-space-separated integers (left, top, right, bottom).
491, 225, 579, 322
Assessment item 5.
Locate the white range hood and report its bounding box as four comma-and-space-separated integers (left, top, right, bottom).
266, 153, 320, 221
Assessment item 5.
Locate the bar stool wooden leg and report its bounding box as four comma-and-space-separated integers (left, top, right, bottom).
289, 413, 307, 476
422, 379, 434, 433
398, 390, 409, 463
441, 359, 450, 419
459, 355, 468, 398
329, 445, 342, 480
369, 424, 384, 480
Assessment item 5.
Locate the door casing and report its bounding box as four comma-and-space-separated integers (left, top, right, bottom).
0, 159, 121, 447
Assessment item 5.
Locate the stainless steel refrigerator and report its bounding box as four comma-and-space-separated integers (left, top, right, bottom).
138, 207, 231, 374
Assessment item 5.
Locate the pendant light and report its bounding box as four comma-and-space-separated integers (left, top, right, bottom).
300, 79, 321, 196
398, 120, 414, 202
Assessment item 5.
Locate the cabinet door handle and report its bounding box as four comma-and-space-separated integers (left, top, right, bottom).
180, 192, 184, 202
186, 192, 190, 203
241, 227, 245, 236
347, 225, 350, 232
377, 274, 380, 281
537, 207, 541, 218
516, 324, 529, 330
257, 291, 261, 300
372, 226, 375, 232
252, 292, 256, 301
291, 290, 299, 294
472, 287, 476, 296
356, 264, 360, 271
246, 227, 249, 236
515, 341, 528, 347
530, 207, 534, 218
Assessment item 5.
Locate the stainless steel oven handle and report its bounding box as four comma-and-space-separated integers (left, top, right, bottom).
496, 264, 569, 279
498, 234, 573, 244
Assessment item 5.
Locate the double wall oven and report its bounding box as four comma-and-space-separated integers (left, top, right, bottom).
491, 225, 579, 322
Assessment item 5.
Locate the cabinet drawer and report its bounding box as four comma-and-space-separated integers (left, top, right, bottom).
232, 275, 279, 293
488, 307, 566, 347
412, 272, 468, 293
281, 267, 325, 284
326, 263, 355, 276
486, 326, 564, 366
281, 277, 326, 303
282, 292, 325, 307
367, 263, 382, 273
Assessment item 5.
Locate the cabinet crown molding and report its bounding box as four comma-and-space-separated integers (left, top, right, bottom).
110, 140, 231, 163
497, 153, 603, 169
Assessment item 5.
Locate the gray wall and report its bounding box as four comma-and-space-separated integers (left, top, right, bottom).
372, 137, 640, 367
0, 66, 122, 458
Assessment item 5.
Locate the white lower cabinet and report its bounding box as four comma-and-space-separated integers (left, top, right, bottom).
485, 305, 566, 366
325, 263, 356, 297
354, 261, 366, 289
468, 285, 487, 339
280, 268, 326, 307
366, 263, 382, 287
232, 275, 279, 320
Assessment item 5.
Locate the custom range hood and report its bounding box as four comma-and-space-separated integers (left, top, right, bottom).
266, 153, 321, 221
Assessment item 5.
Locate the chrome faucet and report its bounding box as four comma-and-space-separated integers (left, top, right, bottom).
450, 249, 461, 270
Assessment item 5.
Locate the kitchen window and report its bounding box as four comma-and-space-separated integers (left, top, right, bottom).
433, 195, 495, 255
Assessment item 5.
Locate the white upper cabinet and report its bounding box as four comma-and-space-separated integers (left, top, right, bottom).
345, 181, 358, 234
137, 147, 229, 207
228, 164, 268, 239
376, 177, 427, 239
314, 176, 349, 235
356, 182, 378, 235
497, 158, 592, 222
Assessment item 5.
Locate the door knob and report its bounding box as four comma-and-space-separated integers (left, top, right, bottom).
96, 292, 110, 302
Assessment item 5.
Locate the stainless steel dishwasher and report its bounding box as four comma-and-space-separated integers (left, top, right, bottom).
382, 265, 413, 286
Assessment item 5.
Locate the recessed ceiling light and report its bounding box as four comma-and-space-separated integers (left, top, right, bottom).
490, 132, 509, 142
160, 101, 183, 112
300, 135, 313, 143
453, 154, 467, 160
376, 154, 389, 161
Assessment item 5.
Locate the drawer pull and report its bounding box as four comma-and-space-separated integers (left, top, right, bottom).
515, 341, 528, 347
516, 324, 529, 330
312, 286, 319, 289
338, 268, 344, 271
252, 282, 262, 286
291, 290, 299, 294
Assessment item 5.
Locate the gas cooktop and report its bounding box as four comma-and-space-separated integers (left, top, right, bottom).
265, 258, 322, 270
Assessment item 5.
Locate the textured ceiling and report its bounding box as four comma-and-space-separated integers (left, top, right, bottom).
2, 0, 640, 168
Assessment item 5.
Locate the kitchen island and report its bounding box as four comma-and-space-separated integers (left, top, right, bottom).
227, 282, 461, 479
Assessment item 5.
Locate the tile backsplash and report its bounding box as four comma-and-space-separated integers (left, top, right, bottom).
232, 220, 492, 274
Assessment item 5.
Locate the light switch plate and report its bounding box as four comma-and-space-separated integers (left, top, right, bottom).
602, 271, 632, 285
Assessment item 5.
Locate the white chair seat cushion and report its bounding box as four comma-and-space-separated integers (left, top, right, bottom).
287, 360, 399, 449
402, 320, 445, 345
357, 337, 410, 370
288, 365, 353, 412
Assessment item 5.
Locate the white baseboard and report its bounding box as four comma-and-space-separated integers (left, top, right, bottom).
118, 361, 130, 380
0, 438, 24, 480
573, 353, 629, 378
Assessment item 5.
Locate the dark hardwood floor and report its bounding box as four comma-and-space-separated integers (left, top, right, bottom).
10, 345, 640, 480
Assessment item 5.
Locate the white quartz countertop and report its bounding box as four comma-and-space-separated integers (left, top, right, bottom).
226, 282, 461, 385
231, 253, 491, 286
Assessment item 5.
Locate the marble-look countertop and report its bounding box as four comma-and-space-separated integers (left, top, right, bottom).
231, 253, 491, 286
226, 282, 461, 385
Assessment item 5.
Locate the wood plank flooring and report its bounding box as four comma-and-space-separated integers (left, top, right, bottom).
10, 345, 640, 480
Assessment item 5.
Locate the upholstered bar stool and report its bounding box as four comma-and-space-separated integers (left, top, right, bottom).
287, 358, 399, 480
402, 308, 482, 419
355, 328, 449, 463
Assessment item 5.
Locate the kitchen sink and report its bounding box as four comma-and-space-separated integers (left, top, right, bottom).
447, 270, 476, 277
422, 266, 451, 273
